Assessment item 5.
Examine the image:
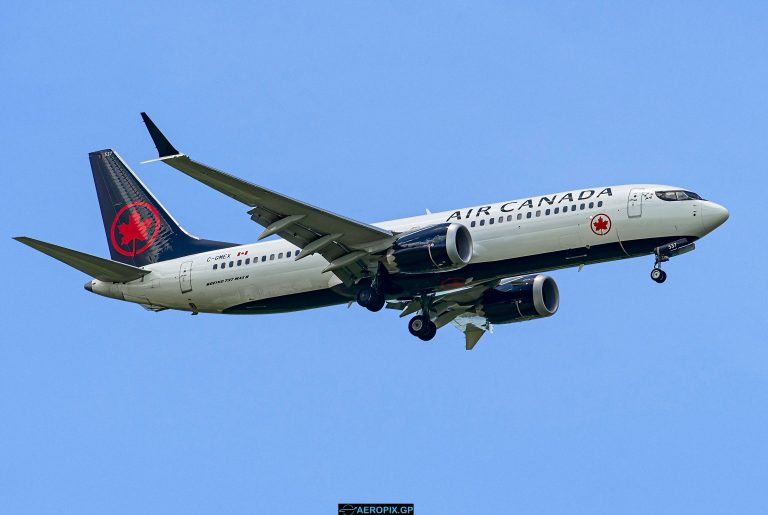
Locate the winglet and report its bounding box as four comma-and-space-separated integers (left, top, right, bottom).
141, 112, 180, 158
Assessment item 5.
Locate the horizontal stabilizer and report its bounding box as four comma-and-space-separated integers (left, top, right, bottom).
14, 237, 150, 282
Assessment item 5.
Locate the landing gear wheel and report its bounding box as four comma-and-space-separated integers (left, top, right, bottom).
650, 268, 667, 283
408, 315, 430, 338
356, 286, 385, 312
367, 293, 385, 312
409, 316, 437, 341
420, 321, 437, 341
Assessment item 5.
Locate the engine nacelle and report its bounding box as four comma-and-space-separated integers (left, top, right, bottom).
386, 223, 473, 274
480, 274, 560, 324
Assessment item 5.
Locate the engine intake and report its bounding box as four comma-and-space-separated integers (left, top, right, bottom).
387, 223, 473, 274
481, 274, 559, 324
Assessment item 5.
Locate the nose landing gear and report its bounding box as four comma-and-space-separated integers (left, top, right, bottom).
649, 238, 695, 284
650, 247, 669, 284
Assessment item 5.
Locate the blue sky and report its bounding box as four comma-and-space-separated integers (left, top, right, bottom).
1, 1, 766, 513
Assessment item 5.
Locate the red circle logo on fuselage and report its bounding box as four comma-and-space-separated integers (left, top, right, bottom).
110, 201, 161, 256
591, 214, 612, 236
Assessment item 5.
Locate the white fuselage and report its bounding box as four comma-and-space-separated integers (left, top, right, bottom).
87, 184, 728, 313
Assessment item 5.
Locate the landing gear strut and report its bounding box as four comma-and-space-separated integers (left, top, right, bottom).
650, 250, 668, 283
408, 293, 437, 341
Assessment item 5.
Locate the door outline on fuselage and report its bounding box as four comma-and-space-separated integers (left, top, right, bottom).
628, 188, 643, 218
179, 260, 193, 294
560, 226, 587, 262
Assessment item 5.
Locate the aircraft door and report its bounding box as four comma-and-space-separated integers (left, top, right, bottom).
179, 260, 193, 294
627, 189, 643, 217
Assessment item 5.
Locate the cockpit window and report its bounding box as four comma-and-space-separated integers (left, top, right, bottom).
656, 190, 704, 201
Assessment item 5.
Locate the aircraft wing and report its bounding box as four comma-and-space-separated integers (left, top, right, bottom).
140, 113, 393, 286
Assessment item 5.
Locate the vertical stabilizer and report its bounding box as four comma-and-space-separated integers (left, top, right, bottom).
89, 149, 236, 266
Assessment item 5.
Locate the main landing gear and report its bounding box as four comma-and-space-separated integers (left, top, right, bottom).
358, 286, 437, 341
356, 269, 438, 341
407, 293, 437, 341
356, 285, 385, 312
408, 314, 437, 341
355, 265, 386, 312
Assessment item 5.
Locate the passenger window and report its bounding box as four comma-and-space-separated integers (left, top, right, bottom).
572, 205, 576, 211
580, 203, 585, 210
270, 254, 275, 261
479, 219, 485, 226
589, 202, 594, 209
526, 212, 532, 219
507, 215, 513, 222
489, 218, 494, 225
517, 213, 522, 220
471, 221, 476, 227
536, 210, 541, 217
213, 264, 218, 270
498, 216, 503, 223
245, 258, 250, 265
229, 261, 234, 267
237, 259, 242, 266
554, 207, 559, 214
563, 206, 568, 212
597, 201, 603, 207
545, 209, 550, 215
278, 252, 283, 259
296, 250, 300, 256
286, 251, 291, 258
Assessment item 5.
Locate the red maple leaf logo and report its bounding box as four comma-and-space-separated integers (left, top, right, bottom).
118, 210, 154, 246
110, 202, 161, 257
593, 217, 609, 232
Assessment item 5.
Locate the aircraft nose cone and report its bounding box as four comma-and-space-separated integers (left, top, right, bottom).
702, 202, 729, 233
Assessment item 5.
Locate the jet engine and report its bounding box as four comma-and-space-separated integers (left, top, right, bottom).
386, 223, 473, 274
480, 274, 560, 324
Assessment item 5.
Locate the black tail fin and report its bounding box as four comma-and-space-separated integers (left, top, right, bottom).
89, 149, 236, 266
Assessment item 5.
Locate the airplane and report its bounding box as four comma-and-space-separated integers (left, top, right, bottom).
14, 113, 730, 349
